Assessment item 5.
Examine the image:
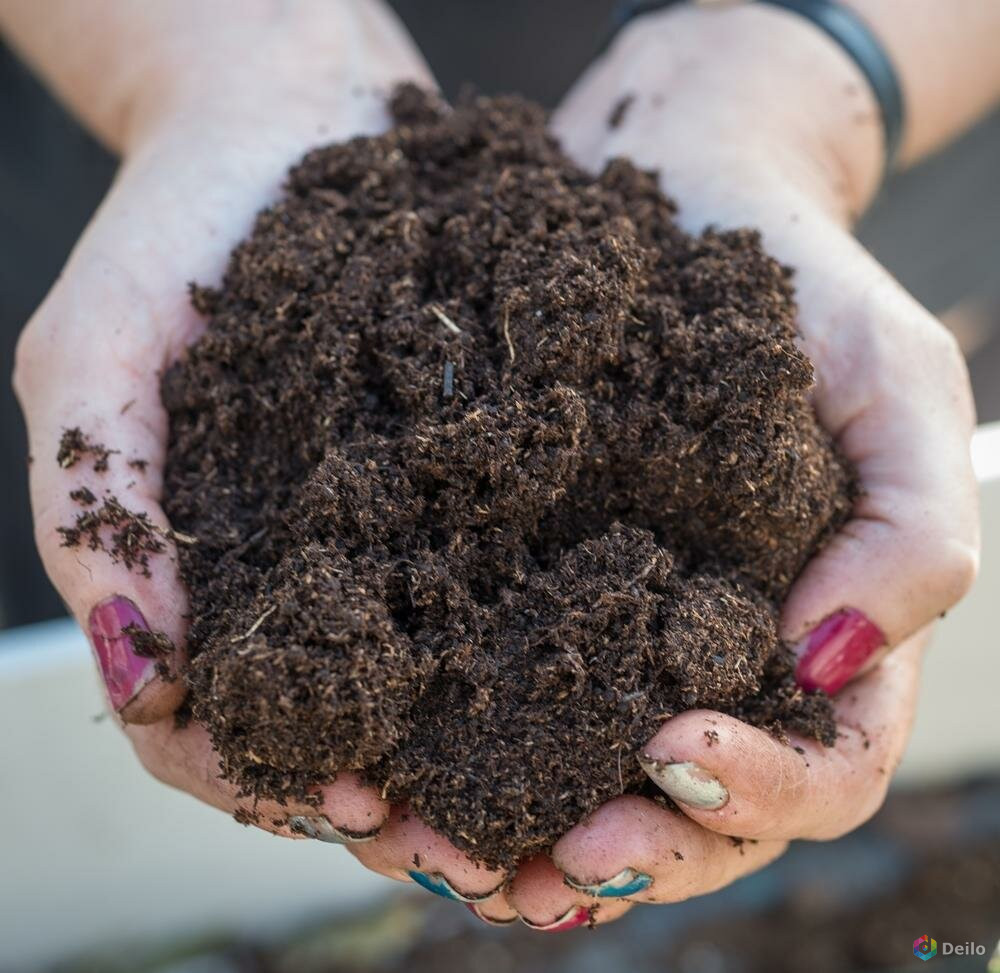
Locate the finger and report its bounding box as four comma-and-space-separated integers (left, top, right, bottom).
348, 805, 508, 903
15, 295, 190, 724
504, 856, 631, 931
125, 719, 389, 841
464, 893, 520, 928
786, 325, 979, 691
729, 218, 981, 694
507, 799, 784, 916
638, 633, 925, 842
12, 85, 412, 723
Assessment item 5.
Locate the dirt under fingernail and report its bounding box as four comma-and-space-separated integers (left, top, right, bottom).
161, 86, 852, 870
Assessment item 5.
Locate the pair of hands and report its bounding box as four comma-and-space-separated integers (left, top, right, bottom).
14, 1, 978, 930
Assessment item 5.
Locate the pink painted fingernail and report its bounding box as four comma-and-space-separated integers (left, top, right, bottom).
88, 596, 158, 711
795, 609, 886, 695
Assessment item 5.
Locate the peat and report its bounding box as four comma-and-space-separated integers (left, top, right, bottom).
162, 87, 853, 868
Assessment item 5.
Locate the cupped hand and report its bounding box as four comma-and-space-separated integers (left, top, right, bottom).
503, 4, 979, 928
13, 4, 509, 906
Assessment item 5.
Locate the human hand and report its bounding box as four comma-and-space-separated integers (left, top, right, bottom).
497, 4, 980, 928
13, 0, 510, 907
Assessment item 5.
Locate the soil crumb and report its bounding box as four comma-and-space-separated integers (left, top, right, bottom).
608, 93, 635, 129
162, 87, 853, 868
58, 426, 116, 472
69, 486, 97, 506
58, 493, 165, 577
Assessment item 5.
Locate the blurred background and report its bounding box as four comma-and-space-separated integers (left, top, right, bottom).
1, 2, 998, 971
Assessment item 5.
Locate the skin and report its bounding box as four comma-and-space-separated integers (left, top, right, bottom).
503, 4, 986, 923
5, 0, 996, 928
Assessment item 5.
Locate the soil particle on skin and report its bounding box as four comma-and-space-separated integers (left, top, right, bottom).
123, 623, 176, 679
58, 493, 166, 577
123, 623, 174, 660
607, 93, 635, 129
69, 486, 97, 506
162, 86, 854, 869
57, 427, 117, 472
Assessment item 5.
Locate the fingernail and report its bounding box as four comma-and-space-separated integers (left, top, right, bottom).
794, 609, 886, 695
408, 870, 504, 903
465, 903, 518, 926
288, 815, 380, 844
564, 866, 653, 898
521, 905, 591, 933
638, 756, 729, 810
88, 595, 157, 711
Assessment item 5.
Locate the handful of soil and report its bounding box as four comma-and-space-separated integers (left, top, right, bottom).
163, 87, 853, 868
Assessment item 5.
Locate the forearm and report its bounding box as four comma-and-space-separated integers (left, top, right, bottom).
0, 0, 429, 153
847, 0, 1000, 166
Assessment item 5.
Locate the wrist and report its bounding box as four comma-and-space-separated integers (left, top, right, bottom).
109, 0, 432, 154
599, 3, 885, 223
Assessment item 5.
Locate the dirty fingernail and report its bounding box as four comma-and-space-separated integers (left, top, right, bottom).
408, 870, 503, 903
521, 905, 591, 932
565, 866, 653, 898
639, 756, 729, 810
466, 903, 518, 926
88, 595, 158, 712
795, 608, 886, 695
289, 815, 380, 844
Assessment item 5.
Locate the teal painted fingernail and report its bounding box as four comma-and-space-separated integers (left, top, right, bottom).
407, 870, 502, 903
565, 867, 653, 898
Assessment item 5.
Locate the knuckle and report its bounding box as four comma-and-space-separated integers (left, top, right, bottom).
130, 738, 177, 788
809, 761, 891, 842
11, 323, 46, 404
936, 537, 980, 605
920, 320, 977, 419
823, 779, 891, 841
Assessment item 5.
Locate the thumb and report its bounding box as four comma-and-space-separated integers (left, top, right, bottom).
14, 259, 190, 725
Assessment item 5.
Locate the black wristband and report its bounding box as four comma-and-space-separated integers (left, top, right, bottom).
605, 0, 905, 175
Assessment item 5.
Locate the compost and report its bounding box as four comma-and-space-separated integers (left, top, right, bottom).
162, 86, 852, 867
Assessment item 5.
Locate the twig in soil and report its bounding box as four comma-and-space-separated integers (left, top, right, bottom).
165, 528, 199, 546
221, 526, 269, 562
429, 303, 462, 334
230, 605, 276, 643
502, 307, 516, 363
442, 361, 455, 398
626, 557, 659, 588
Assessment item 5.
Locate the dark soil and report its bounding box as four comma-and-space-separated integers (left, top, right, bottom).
161, 86, 852, 868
